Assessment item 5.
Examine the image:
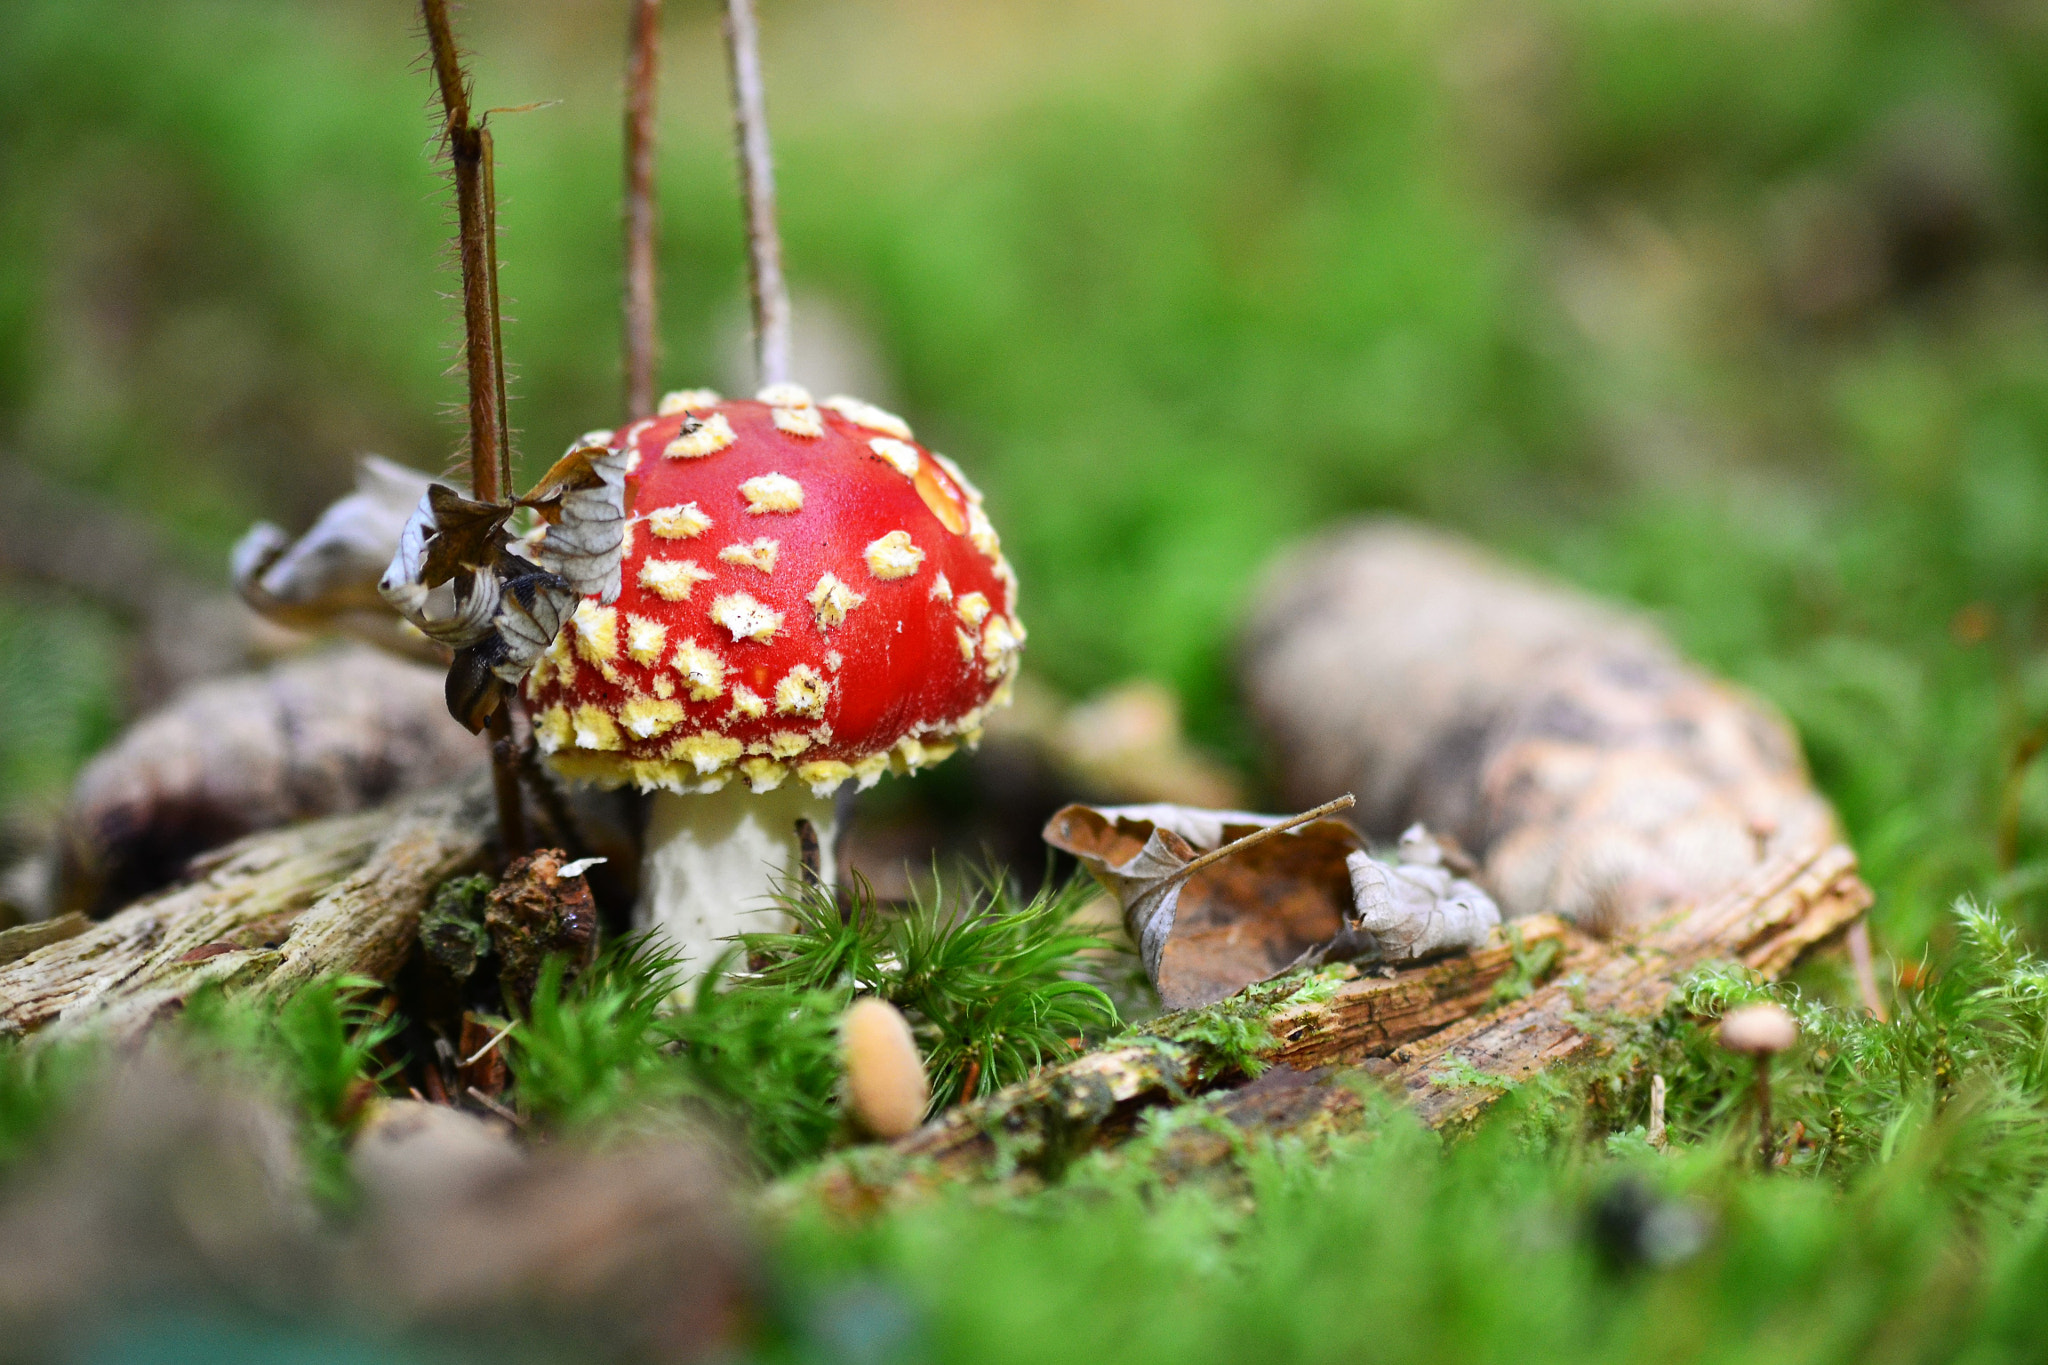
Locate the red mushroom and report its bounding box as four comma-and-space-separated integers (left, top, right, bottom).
523, 384, 1021, 970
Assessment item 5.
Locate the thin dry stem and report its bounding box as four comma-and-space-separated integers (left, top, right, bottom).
421, 0, 522, 854
624, 0, 662, 417
723, 0, 791, 388
1170, 794, 1357, 884
421, 0, 504, 503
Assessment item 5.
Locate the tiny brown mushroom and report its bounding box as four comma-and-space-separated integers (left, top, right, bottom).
1719, 1001, 1797, 1167
841, 996, 928, 1140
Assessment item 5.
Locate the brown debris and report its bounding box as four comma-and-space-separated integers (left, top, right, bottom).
485, 847, 600, 1013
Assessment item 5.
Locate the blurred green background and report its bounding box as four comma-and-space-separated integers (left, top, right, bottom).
5, 0, 2048, 954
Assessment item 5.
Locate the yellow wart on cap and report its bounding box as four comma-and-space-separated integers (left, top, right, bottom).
756, 382, 813, 408
864, 531, 925, 581
796, 759, 854, 796
967, 502, 1000, 560
808, 572, 865, 631
956, 627, 977, 662
868, 437, 921, 478
620, 695, 686, 740
727, 683, 767, 720
775, 664, 830, 719
640, 557, 714, 602
823, 650, 843, 672
822, 396, 911, 441
933, 452, 982, 503
740, 756, 788, 792
670, 732, 742, 774
767, 729, 813, 758
772, 406, 824, 438
625, 614, 668, 666
670, 636, 727, 701
955, 592, 990, 629
719, 538, 780, 574
653, 674, 675, 699
740, 473, 804, 514
657, 388, 721, 415
853, 753, 891, 790
982, 615, 1021, 680
572, 602, 619, 666
664, 412, 736, 459
929, 572, 952, 601
535, 704, 572, 753
710, 592, 784, 644
648, 502, 712, 539
572, 704, 622, 751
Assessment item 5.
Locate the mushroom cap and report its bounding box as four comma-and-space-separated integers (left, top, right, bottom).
841, 995, 929, 1139
1718, 1001, 1797, 1055
524, 386, 1021, 798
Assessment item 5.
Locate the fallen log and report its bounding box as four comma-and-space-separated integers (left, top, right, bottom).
794, 915, 1570, 1210
0, 778, 491, 1041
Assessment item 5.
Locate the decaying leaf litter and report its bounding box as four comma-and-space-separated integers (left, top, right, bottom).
0, 0, 1932, 1359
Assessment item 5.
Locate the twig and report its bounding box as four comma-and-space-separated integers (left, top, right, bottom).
722, 0, 791, 387
462, 1018, 519, 1067
421, 0, 525, 855
623, 0, 662, 416
1846, 920, 1887, 1022
467, 1085, 526, 1127
1169, 794, 1356, 884
1647, 1073, 1667, 1149
420, 0, 503, 503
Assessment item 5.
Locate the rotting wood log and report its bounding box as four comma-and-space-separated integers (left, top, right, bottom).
791, 835, 1866, 1208
0, 778, 491, 1042
1393, 833, 1870, 1130
792, 915, 1570, 1211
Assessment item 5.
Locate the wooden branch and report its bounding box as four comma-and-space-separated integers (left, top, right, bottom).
623, 0, 662, 418
792, 916, 1568, 1210
0, 778, 490, 1042
722, 0, 791, 388
1391, 836, 1870, 1130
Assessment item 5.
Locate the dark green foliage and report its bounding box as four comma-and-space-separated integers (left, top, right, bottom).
746, 874, 1122, 1108
174, 976, 401, 1201
504, 938, 843, 1173
768, 899, 2048, 1365
0, 1037, 92, 1177
419, 873, 494, 983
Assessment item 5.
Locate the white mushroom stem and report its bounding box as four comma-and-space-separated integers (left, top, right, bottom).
636, 782, 837, 977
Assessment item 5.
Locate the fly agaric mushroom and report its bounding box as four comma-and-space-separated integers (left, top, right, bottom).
522, 385, 1021, 969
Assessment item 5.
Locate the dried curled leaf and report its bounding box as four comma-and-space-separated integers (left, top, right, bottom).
521, 445, 630, 603
1043, 798, 1500, 1009
231, 456, 442, 660
379, 491, 589, 732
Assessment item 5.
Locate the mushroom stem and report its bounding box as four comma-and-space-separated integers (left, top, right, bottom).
1753, 1055, 1773, 1170
623, 0, 662, 418
638, 782, 836, 976
721, 0, 792, 388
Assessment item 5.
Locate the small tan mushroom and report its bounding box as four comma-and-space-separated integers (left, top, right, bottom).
1718, 1001, 1797, 1168
1719, 1002, 1797, 1055
841, 997, 928, 1139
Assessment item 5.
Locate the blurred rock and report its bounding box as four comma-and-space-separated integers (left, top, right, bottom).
0, 1054, 753, 1363
1240, 521, 1839, 929
55, 645, 485, 918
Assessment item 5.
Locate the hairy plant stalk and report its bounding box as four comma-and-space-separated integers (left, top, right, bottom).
1754, 1056, 1774, 1170
624, 0, 662, 416
421, 0, 523, 852
722, 0, 791, 388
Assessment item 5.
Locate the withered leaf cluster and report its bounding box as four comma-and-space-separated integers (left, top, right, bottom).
379, 444, 630, 730
1044, 800, 1500, 1009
